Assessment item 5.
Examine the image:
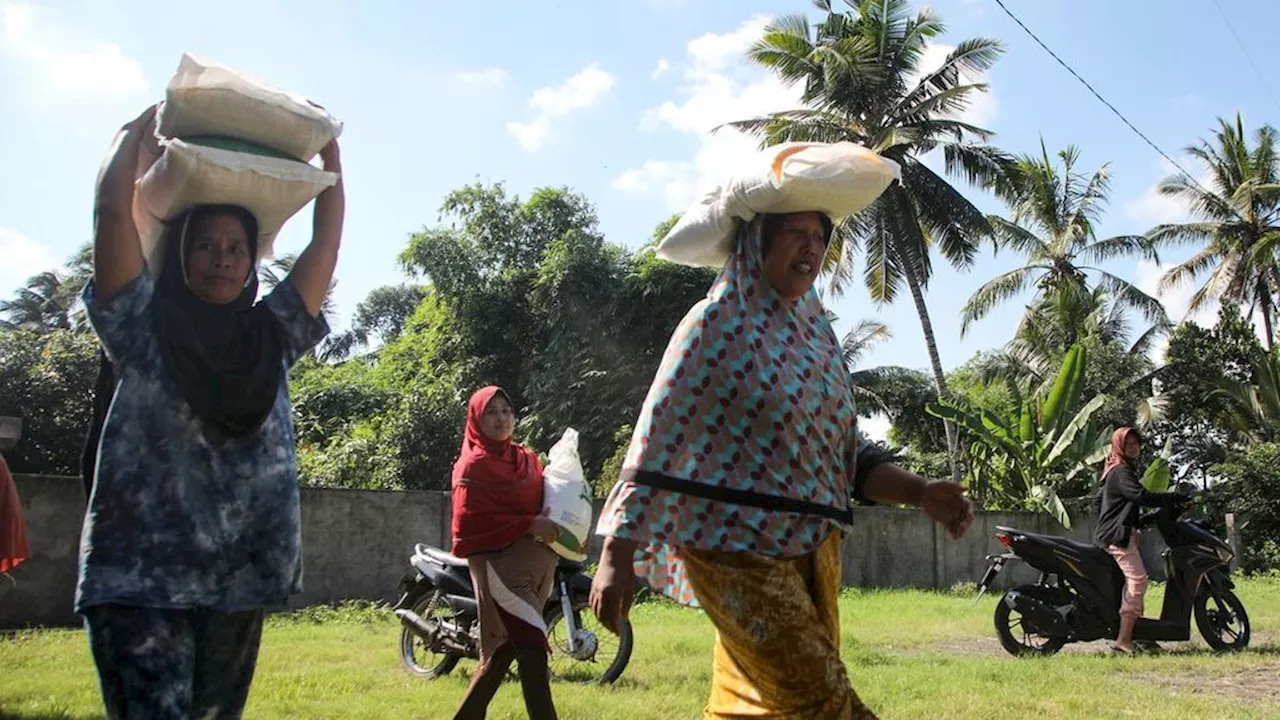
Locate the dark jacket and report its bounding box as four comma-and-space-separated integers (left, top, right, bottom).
1093, 463, 1182, 548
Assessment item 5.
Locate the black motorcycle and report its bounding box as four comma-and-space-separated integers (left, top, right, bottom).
393, 543, 633, 683
975, 484, 1251, 656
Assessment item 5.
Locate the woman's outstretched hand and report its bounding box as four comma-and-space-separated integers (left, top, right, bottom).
590, 536, 637, 635
921, 481, 975, 539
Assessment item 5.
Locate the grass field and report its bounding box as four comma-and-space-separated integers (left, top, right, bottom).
3, 577, 1279, 719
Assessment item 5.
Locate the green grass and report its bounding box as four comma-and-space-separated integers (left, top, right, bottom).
3, 578, 1279, 719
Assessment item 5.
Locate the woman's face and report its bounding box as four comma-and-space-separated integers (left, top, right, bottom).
480, 394, 516, 443
185, 212, 253, 306
762, 211, 827, 302
1123, 434, 1141, 459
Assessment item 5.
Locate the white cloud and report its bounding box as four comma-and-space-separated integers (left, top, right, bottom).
651, 57, 670, 79
613, 159, 697, 210
615, 16, 803, 211
0, 2, 147, 103
1125, 159, 1195, 227
455, 68, 508, 86
506, 63, 615, 152
0, 227, 58, 291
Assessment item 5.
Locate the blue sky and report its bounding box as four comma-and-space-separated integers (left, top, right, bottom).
2, 0, 1277, 437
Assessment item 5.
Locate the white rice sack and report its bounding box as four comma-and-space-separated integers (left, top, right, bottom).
657, 142, 902, 267
541, 428, 593, 562
133, 139, 338, 271
157, 54, 343, 162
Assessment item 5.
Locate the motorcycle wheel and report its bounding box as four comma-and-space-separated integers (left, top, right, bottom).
993, 584, 1068, 657
1194, 585, 1250, 652
399, 592, 463, 678
543, 599, 633, 684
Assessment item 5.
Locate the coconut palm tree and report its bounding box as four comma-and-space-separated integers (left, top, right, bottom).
725, 0, 1010, 479
258, 253, 339, 323
962, 142, 1168, 347
982, 287, 1165, 394
1148, 114, 1280, 349
0, 270, 72, 331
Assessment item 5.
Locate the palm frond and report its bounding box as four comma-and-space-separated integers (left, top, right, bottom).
1095, 271, 1169, 326
1080, 235, 1159, 264
841, 318, 893, 368
960, 265, 1041, 336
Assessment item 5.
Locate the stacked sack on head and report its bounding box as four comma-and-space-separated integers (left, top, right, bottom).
134, 54, 343, 270
654, 142, 902, 267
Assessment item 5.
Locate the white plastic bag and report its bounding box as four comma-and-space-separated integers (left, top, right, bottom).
157, 54, 343, 162
133, 139, 338, 270
657, 142, 902, 267
541, 428, 592, 562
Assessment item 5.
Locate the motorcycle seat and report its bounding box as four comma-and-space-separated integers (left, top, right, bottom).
996, 526, 1113, 565
417, 543, 469, 568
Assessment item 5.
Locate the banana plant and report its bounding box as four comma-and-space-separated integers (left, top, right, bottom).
927, 344, 1110, 528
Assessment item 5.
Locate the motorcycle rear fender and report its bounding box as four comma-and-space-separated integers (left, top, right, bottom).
395, 578, 433, 611
412, 557, 473, 597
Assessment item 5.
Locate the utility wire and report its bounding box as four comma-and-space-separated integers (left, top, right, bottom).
992, 0, 1233, 215
1208, 0, 1280, 116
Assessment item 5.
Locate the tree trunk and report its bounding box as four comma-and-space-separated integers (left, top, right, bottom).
903, 263, 963, 483
1262, 300, 1274, 352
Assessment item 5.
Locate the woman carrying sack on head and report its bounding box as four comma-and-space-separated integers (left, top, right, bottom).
79, 105, 343, 719
589, 210, 975, 719
451, 386, 561, 720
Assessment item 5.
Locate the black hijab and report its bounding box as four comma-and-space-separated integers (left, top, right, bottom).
82, 205, 286, 496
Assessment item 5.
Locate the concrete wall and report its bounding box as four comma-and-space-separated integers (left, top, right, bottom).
1, 475, 1099, 629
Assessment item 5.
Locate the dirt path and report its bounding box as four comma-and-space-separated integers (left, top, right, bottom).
911, 631, 1280, 710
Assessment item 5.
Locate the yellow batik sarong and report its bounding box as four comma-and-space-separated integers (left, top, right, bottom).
680, 532, 878, 720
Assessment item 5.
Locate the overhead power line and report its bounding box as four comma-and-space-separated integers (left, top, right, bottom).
992, 0, 1231, 213
1208, 0, 1280, 116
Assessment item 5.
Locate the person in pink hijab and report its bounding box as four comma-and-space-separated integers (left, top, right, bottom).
1093, 426, 1189, 654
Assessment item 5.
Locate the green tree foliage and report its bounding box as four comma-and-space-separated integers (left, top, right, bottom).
0, 328, 99, 473
295, 183, 717, 491
1148, 305, 1263, 481
1203, 442, 1280, 573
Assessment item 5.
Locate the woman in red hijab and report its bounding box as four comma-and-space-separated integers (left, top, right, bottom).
451, 386, 559, 720
1093, 426, 1188, 654
0, 452, 30, 597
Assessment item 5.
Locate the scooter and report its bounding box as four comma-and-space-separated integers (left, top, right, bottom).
392, 542, 633, 683
975, 483, 1251, 656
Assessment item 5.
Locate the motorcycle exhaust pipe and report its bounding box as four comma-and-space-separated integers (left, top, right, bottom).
396, 609, 471, 655
1004, 591, 1068, 636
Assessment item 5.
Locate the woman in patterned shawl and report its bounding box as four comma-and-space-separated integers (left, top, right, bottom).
590, 211, 975, 719
451, 386, 561, 720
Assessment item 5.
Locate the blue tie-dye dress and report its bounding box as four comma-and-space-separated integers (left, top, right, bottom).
77, 270, 327, 613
